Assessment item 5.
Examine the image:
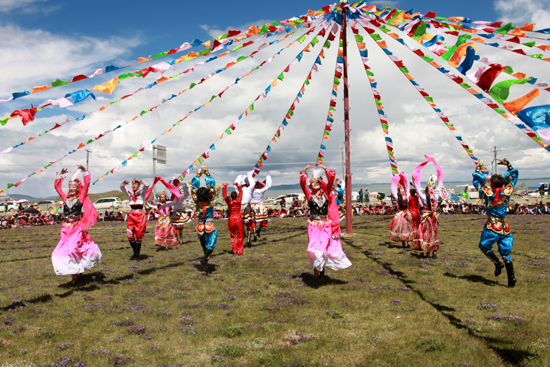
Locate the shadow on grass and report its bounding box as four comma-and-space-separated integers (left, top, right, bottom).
443, 272, 500, 287
192, 263, 218, 275
294, 272, 348, 289
341, 237, 537, 366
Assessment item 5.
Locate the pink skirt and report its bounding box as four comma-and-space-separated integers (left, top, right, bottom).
419, 214, 440, 253
389, 210, 416, 242
154, 215, 178, 248
52, 223, 102, 275
307, 220, 352, 272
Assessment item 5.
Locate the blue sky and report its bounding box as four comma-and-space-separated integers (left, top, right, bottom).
1, 0, 550, 197
6, 1, 502, 64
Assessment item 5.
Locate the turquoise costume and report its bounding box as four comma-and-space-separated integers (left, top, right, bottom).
191, 167, 219, 267
472, 159, 518, 287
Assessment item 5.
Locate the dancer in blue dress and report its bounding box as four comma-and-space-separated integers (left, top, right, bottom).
191, 166, 220, 269
473, 158, 518, 288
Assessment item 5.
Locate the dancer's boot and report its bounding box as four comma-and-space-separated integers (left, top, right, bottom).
484, 250, 504, 276
505, 261, 516, 288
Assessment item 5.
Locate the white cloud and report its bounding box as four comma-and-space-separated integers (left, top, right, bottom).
0, 0, 46, 12
494, 0, 550, 29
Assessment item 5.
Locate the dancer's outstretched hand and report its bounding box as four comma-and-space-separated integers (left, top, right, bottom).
122, 180, 130, 186
77, 165, 86, 172
60, 168, 68, 175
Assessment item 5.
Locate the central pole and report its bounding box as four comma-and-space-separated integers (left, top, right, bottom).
342, 4, 353, 234
153, 145, 157, 198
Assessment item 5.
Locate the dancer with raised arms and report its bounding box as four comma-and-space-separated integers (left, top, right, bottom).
148, 178, 181, 249
389, 172, 416, 248
411, 155, 444, 259
473, 159, 518, 287
169, 178, 194, 245
235, 172, 255, 246
121, 178, 150, 260
300, 164, 351, 280
191, 167, 220, 268
223, 181, 244, 255
53, 165, 102, 285
249, 172, 272, 241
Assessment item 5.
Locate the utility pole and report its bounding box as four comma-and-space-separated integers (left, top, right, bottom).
491, 146, 500, 175
85, 149, 92, 171
342, 3, 353, 234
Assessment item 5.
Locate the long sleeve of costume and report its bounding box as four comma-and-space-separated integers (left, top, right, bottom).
472, 172, 487, 198
55, 176, 67, 201
141, 181, 150, 201
505, 168, 519, 188
223, 185, 230, 206
120, 182, 130, 198
78, 173, 91, 204
300, 172, 312, 201
256, 175, 272, 194
412, 155, 442, 205
237, 184, 243, 203
247, 171, 256, 188
325, 169, 336, 194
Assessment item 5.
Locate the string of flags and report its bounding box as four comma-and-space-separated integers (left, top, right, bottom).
0, 16, 317, 105
358, 21, 481, 165
0, 17, 320, 155
350, 27, 398, 175
364, 11, 550, 151
315, 23, 343, 167
0, 22, 325, 194
0, 16, 325, 128
92, 23, 330, 186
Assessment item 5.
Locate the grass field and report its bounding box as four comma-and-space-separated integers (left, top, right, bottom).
0, 215, 549, 366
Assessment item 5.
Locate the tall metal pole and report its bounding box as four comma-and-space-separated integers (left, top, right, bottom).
341, 147, 345, 179
342, 4, 353, 234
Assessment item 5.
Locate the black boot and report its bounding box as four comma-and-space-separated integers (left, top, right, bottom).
129, 241, 137, 260
505, 261, 516, 288
257, 226, 262, 239
253, 228, 257, 242
205, 249, 214, 263
199, 238, 207, 267
135, 241, 142, 261
484, 250, 504, 276
432, 252, 437, 260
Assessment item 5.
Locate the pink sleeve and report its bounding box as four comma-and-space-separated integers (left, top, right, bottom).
79, 173, 91, 203
300, 172, 311, 201
325, 169, 336, 194
54, 177, 67, 201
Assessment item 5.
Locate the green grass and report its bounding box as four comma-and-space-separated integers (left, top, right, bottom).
0, 215, 549, 366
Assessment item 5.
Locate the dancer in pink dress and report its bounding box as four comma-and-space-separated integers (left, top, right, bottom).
53, 165, 102, 285
149, 177, 181, 249
389, 172, 416, 248
411, 155, 444, 259
300, 164, 351, 280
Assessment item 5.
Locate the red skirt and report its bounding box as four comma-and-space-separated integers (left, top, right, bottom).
154, 215, 178, 248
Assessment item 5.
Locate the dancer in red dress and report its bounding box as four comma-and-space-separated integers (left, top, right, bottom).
223, 182, 244, 255
408, 187, 422, 251
121, 179, 150, 260
389, 172, 416, 248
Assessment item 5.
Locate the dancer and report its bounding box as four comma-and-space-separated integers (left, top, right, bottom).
250, 173, 272, 241
389, 172, 416, 248
148, 178, 181, 249
235, 172, 255, 246
121, 179, 150, 260
191, 167, 220, 268
300, 164, 352, 280
411, 155, 444, 259
170, 178, 194, 245
53, 165, 102, 285
473, 159, 518, 287
223, 181, 244, 255
408, 187, 422, 251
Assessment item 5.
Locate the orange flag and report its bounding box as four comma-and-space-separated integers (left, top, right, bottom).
32, 85, 50, 94
247, 25, 261, 37
91, 77, 119, 95
519, 23, 535, 31
138, 56, 151, 63
448, 43, 477, 68
503, 88, 541, 116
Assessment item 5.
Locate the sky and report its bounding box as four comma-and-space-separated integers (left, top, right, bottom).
1, 0, 550, 198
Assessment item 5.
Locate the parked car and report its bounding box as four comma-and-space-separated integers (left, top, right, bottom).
1, 200, 18, 214
94, 197, 122, 210
36, 200, 58, 213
